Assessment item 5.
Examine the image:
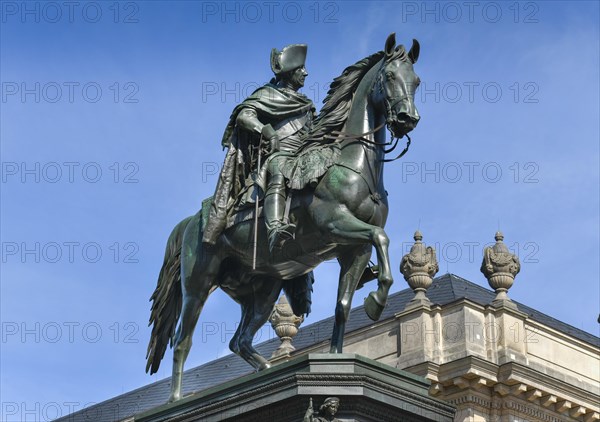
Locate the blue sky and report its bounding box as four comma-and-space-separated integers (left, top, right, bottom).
1, 1, 599, 420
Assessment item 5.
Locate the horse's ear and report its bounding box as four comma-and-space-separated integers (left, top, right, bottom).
408, 38, 420, 63
385, 33, 396, 58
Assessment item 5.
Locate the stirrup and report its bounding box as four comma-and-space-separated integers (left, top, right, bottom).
268, 223, 296, 251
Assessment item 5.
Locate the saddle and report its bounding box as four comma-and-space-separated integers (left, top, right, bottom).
202, 142, 340, 232
201, 191, 296, 232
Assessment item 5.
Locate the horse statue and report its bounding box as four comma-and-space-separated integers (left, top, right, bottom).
146, 33, 421, 402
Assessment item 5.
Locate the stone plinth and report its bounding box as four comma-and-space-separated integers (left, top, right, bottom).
134, 354, 455, 422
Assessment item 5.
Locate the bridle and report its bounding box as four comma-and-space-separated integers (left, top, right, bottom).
324, 122, 411, 163
321, 61, 415, 163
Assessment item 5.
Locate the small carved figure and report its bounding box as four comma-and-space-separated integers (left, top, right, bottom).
304, 397, 341, 422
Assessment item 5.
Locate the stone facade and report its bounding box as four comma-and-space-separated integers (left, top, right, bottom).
55, 274, 599, 422
293, 292, 599, 422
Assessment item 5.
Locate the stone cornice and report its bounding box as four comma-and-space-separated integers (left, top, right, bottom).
446, 393, 576, 422
294, 373, 455, 417
403, 355, 599, 421
134, 354, 455, 422
497, 361, 599, 409
442, 298, 488, 315
525, 318, 600, 355
483, 301, 531, 320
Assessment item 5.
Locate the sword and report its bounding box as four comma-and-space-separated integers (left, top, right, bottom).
252, 133, 263, 270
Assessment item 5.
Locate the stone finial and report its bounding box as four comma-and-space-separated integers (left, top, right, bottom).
400, 230, 439, 309
481, 231, 521, 308
269, 295, 303, 360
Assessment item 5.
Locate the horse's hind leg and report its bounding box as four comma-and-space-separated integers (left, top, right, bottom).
331, 244, 372, 353
234, 278, 283, 370
170, 217, 220, 402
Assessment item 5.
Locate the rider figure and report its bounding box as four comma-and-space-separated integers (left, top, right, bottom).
202, 44, 315, 251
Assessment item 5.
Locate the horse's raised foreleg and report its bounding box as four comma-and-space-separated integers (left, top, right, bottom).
331, 244, 372, 353
169, 218, 220, 402
324, 213, 394, 322
233, 277, 282, 370
365, 228, 394, 322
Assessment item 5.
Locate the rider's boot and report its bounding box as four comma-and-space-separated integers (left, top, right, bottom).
265, 174, 296, 252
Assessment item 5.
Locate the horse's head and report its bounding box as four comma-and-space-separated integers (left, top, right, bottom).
371, 33, 421, 139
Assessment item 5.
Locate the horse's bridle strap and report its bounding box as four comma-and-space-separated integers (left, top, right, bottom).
324, 121, 388, 144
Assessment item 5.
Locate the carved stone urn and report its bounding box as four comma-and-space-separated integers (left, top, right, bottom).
269, 295, 304, 360
480, 231, 521, 308
400, 231, 439, 308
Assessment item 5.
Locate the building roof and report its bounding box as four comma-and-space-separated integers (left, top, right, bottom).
55, 273, 599, 422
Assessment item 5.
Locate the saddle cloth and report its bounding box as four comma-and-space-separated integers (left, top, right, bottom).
201, 142, 340, 232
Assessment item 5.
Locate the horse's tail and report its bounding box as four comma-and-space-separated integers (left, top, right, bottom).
145, 215, 194, 375
282, 271, 314, 316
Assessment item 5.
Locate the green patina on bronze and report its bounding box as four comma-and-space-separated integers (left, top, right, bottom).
147, 33, 422, 403
220, 84, 315, 150
203, 44, 316, 249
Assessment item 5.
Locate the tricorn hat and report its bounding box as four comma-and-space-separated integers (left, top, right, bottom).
270, 44, 307, 75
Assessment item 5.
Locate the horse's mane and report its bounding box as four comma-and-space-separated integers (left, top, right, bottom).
304, 50, 386, 142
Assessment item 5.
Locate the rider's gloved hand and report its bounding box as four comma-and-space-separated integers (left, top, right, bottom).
261, 124, 280, 153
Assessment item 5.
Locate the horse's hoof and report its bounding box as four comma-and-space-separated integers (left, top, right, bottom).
364, 292, 385, 321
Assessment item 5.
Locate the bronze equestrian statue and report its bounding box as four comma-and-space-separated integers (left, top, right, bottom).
146, 33, 421, 402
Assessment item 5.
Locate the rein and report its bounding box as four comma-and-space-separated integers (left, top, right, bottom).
381, 134, 411, 162
323, 121, 412, 163
324, 121, 388, 144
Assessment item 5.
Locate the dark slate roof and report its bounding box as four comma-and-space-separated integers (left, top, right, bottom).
432, 274, 600, 347
55, 273, 599, 422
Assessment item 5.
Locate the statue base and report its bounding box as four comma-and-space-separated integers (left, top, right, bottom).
135, 354, 455, 422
